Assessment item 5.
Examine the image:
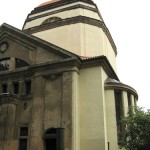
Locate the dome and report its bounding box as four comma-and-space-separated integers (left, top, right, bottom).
36, 0, 61, 8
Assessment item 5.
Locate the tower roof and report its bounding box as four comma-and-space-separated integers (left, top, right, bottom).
31, 0, 96, 15
35, 0, 94, 9
36, 0, 61, 8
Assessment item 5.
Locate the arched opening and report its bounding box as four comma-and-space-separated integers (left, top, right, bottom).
45, 128, 57, 150
44, 128, 64, 150
0, 58, 10, 71
15, 58, 29, 68
0, 57, 29, 71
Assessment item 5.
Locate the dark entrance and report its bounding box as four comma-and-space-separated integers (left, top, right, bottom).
45, 138, 57, 150
44, 128, 64, 150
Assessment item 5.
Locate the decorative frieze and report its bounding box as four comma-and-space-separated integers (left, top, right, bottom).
25, 4, 101, 23
0, 94, 19, 104
25, 16, 117, 54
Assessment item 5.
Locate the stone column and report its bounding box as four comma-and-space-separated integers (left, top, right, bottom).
19, 80, 24, 96
29, 76, 44, 150
131, 95, 135, 107
105, 90, 118, 150
7, 82, 12, 94
1, 95, 18, 150
62, 72, 73, 150
9, 57, 16, 70
122, 91, 128, 116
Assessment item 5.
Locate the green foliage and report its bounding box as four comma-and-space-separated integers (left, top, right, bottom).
120, 107, 150, 150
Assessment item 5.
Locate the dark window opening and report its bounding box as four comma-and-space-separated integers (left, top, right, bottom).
19, 139, 27, 150
44, 128, 64, 150
45, 138, 57, 150
25, 80, 31, 95
15, 59, 29, 68
2, 84, 7, 93
13, 82, 19, 94
20, 127, 28, 136
127, 93, 131, 108
0, 59, 10, 71
115, 91, 123, 121
45, 128, 57, 134
114, 90, 124, 143
19, 127, 28, 150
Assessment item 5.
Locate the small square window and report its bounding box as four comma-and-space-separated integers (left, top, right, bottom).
2, 84, 7, 93
20, 127, 28, 136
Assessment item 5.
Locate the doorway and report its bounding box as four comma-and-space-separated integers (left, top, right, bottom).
44, 128, 64, 150
45, 138, 57, 150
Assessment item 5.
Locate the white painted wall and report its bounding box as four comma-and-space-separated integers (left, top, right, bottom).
78, 67, 108, 150
33, 24, 117, 72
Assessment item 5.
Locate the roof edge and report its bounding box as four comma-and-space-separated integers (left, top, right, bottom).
105, 78, 138, 99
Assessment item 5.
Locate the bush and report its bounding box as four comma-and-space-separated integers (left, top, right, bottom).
120, 107, 150, 150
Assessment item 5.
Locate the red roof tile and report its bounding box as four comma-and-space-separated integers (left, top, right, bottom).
36, 0, 61, 8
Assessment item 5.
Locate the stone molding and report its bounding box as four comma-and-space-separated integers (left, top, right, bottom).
25, 16, 117, 54
25, 4, 101, 23
0, 56, 119, 81
105, 83, 138, 99
0, 93, 19, 104
80, 56, 119, 80
32, 0, 95, 15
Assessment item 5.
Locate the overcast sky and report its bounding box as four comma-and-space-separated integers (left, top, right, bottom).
0, 0, 149, 110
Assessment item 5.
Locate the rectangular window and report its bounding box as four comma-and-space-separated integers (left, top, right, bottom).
20, 127, 28, 136
13, 82, 19, 94
19, 127, 28, 150
44, 128, 64, 150
115, 90, 123, 121
114, 90, 124, 143
25, 80, 31, 95
19, 139, 27, 150
2, 84, 7, 93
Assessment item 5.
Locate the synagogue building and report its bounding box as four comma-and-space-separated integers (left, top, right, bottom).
0, 0, 138, 150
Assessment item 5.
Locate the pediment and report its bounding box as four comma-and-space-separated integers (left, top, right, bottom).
0, 23, 78, 66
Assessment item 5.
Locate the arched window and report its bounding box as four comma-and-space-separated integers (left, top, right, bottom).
0, 58, 10, 71
0, 58, 29, 71
41, 17, 61, 25
44, 128, 64, 150
15, 58, 29, 68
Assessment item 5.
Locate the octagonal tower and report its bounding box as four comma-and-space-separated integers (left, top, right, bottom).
23, 0, 117, 72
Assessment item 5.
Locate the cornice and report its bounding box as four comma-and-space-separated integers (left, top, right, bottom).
80, 56, 119, 80
105, 82, 138, 99
0, 93, 19, 105
0, 23, 78, 59
0, 56, 118, 81
24, 16, 117, 55
0, 67, 34, 81
25, 4, 101, 23
0, 58, 79, 79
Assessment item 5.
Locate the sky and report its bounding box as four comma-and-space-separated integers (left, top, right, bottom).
0, 0, 149, 110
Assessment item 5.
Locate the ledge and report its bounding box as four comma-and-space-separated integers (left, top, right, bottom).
0, 93, 19, 104
104, 78, 138, 99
